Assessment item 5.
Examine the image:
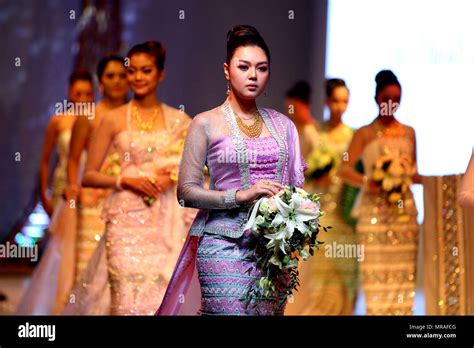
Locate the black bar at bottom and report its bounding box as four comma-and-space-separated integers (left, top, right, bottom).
0, 315, 473, 346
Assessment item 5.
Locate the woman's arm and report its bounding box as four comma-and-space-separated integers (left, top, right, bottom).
177, 114, 233, 209
81, 114, 117, 189
39, 117, 58, 216
65, 117, 90, 199
410, 126, 423, 184
82, 114, 160, 199
338, 127, 368, 188
458, 152, 474, 208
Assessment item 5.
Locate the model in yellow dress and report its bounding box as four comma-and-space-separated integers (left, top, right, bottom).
66, 55, 129, 282
339, 71, 423, 315
286, 79, 358, 315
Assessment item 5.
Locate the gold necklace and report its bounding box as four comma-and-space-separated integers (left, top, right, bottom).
234, 110, 263, 138
376, 119, 404, 138
132, 104, 160, 132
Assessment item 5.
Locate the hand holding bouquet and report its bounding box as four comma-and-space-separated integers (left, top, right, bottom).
371, 153, 416, 204
142, 166, 178, 206
242, 185, 329, 312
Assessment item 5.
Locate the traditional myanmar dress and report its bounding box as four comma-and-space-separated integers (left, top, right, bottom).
63, 102, 192, 315
75, 149, 120, 281
157, 101, 306, 316
16, 128, 77, 315
352, 123, 419, 315
286, 121, 358, 315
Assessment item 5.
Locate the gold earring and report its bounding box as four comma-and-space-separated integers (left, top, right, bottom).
226, 82, 230, 96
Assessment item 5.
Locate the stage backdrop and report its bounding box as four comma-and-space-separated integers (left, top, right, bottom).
0, 0, 81, 241
120, 0, 327, 117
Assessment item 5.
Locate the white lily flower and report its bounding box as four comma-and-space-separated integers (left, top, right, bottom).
259, 198, 270, 214
264, 229, 288, 254
269, 193, 321, 241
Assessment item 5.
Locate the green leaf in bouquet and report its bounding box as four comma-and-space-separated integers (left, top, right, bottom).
240, 293, 249, 303
285, 257, 298, 269
299, 248, 309, 260
307, 192, 321, 201
309, 232, 319, 244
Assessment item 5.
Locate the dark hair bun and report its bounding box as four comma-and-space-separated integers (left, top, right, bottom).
227, 25, 261, 43
375, 70, 398, 85
375, 70, 401, 97
226, 25, 270, 64
286, 80, 312, 103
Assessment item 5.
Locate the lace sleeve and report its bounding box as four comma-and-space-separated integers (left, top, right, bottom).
458, 152, 474, 208
177, 114, 239, 210
288, 120, 307, 188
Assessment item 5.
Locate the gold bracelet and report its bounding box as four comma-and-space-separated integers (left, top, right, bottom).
170, 169, 179, 183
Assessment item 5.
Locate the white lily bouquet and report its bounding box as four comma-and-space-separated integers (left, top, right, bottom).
372, 153, 416, 203
241, 186, 329, 312
372, 153, 417, 222
305, 145, 339, 180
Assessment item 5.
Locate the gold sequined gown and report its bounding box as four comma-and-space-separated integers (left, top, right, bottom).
75, 152, 119, 281
286, 122, 358, 315
64, 102, 192, 315
352, 127, 418, 315
105, 102, 193, 315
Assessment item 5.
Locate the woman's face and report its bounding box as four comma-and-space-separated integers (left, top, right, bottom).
326, 86, 349, 120
224, 45, 269, 100
126, 53, 163, 97
68, 80, 94, 103
376, 84, 401, 117
100, 61, 128, 100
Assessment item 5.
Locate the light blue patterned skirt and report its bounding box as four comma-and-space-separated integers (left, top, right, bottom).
196, 231, 286, 315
